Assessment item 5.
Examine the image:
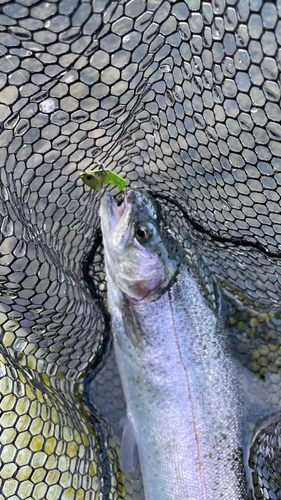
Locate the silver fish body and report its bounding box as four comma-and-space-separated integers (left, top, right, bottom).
100, 190, 246, 500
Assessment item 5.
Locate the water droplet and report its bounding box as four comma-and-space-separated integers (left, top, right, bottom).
84, 39, 99, 57
4, 291, 17, 299
53, 312, 66, 323
8, 26, 31, 40
202, 73, 212, 89
267, 123, 281, 141
263, 87, 279, 101
173, 85, 184, 102
23, 171, 35, 186
5, 319, 19, 331
151, 116, 160, 130
39, 98, 58, 113
90, 146, 102, 158
61, 70, 78, 84
140, 54, 154, 72
15, 119, 29, 136
178, 27, 189, 40
4, 112, 19, 130
47, 363, 57, 377
51, 110, 69, 125
237, 35, 245, 46
14, 339, 26, 352
238, 259, 247, 269
31, 89, 49, 103
14, 240, 26, 258
136, 111, 149, 123
52, 136, 70, 150
8, 311, 23, 321
193, 61, 202, 74
124, 139, 135, 150
206, 128, 217, 142
118, 156, 130, 167
1, 217, 13, 237
128, 121, 140, 135
110, 105, 125, 118
182, 62, 192, 80
136, 80, 150, 95
222, 60, 235, 77
194, 115, 205, 129
239, 119, 251, 131
31, 325, 46, 334
213, 86, 224, 103
160, 64, 172, 73
192, 77, 203, 94
0, 185, 8, 201
165, 89, 175, 107
27, 304, 44, 313
69, 220, 83, 231
15, 380, 23, 396
60, 27, 81, 43
48, 281, 60, 296
100, 118, 116, 129
221, 201, 231, 211
71, 110, 89, 123
213, 0, 225, 15
21, 185, 30, 204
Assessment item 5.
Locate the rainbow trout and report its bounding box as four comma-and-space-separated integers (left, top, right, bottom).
100, 190, 247, 500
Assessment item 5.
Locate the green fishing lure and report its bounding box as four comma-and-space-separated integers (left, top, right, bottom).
80, 169, 126, 191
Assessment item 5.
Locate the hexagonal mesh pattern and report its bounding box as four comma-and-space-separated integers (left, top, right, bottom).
1, 0, 281, 498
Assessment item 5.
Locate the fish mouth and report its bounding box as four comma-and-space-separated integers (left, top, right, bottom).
103, 189, 142, 225
103, 191, 128, 227
100, 190, 135, 248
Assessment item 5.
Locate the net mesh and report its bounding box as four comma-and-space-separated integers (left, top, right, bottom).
0, 0, 281, 498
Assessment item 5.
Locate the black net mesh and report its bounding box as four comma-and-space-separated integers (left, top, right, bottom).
1, 0, 281, 498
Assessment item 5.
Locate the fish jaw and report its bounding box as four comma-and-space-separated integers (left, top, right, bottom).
100, 192, 131, 249
100, 191, 142, 300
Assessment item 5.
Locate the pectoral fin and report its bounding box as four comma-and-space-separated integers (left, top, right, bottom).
122, 296, 144, 350
119, 416, 139, 473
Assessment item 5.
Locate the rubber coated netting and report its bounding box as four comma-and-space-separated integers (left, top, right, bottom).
1, 0, 281, 499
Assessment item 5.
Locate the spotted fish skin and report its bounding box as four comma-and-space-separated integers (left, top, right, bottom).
100, 190, 247, 500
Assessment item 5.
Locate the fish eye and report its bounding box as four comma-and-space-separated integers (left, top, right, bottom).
86, 175, 93, 180
135, 222, 155, 244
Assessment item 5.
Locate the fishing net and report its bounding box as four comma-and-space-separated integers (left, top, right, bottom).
0, 0, 281, 498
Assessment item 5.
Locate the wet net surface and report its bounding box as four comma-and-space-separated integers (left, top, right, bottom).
1, 0, 281, 498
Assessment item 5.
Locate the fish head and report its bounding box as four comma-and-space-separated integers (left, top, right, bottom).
100, 190, 182, 302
